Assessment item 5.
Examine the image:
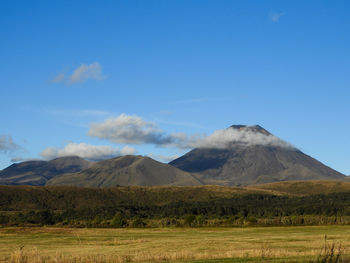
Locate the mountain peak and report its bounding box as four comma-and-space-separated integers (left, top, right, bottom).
229, 125, 271, 135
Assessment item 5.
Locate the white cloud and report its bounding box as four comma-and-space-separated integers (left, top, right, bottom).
88, 114, 183, 146
40, 142, 136, 161
51, 62, 105, 85
269, 12, 285, 23
0, 135, 20, 152
119, 145, 137, 155
88, 114, 294, 151
194, 126, 294, 149
69, 62, 105, 84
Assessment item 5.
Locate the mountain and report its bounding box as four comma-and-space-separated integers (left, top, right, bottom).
1, 125, 345, 187
169, 125, 345, 186
46, 155, 202, 187
0, 156, 90, 186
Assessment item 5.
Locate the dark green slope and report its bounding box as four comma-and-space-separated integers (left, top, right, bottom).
2, 180, 350, 211
2, 181, 350, 223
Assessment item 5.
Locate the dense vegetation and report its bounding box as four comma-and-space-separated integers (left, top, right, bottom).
1, 182, 350, 227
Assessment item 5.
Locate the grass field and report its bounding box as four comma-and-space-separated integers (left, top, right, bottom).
0, 226, 350, 262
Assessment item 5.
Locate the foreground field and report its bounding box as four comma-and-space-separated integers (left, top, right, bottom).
0, 226, 350, 262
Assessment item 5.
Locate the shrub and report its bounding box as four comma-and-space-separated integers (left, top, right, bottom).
130, 217, 146, 228
184, 214, 196, 226
246, 216, 257, 224
110, 212, 127, 228
0, 214, 9, 224
196, 215, 206, 226
315, 235, 346, 263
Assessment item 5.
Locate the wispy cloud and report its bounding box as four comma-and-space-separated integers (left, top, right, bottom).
0, 135, 20, 153
10, 157, 40, 163
40, 142, 136, 161
0, 135, 27, 163
51, 62, 106, 85
51, 73, 65, 83
43, 108, 113, 128
269, 12, 285, 23
69, 62, 105, 84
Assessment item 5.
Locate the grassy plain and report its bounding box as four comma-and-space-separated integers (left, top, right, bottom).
0, 226, 350, 263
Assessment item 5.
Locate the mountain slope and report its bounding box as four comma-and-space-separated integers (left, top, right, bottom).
247, 180, 350, 196
0, 156, 90, 186
47, 155, 202, 187
170, 125, 345, 186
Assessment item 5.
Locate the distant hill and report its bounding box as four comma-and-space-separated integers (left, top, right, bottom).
170, 125, 345, 186
0, 156, 90, 186
46, 155, 202, 187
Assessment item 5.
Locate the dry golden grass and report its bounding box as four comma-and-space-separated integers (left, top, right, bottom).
1, 226, 350, 262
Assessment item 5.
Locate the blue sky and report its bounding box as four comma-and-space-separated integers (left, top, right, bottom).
1, 0, 349, 174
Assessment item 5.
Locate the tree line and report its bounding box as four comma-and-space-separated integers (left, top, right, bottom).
1, 186, 350, 227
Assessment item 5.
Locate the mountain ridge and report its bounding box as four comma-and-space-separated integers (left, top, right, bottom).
46, 155, 203, 187
0, 156, 90, 186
